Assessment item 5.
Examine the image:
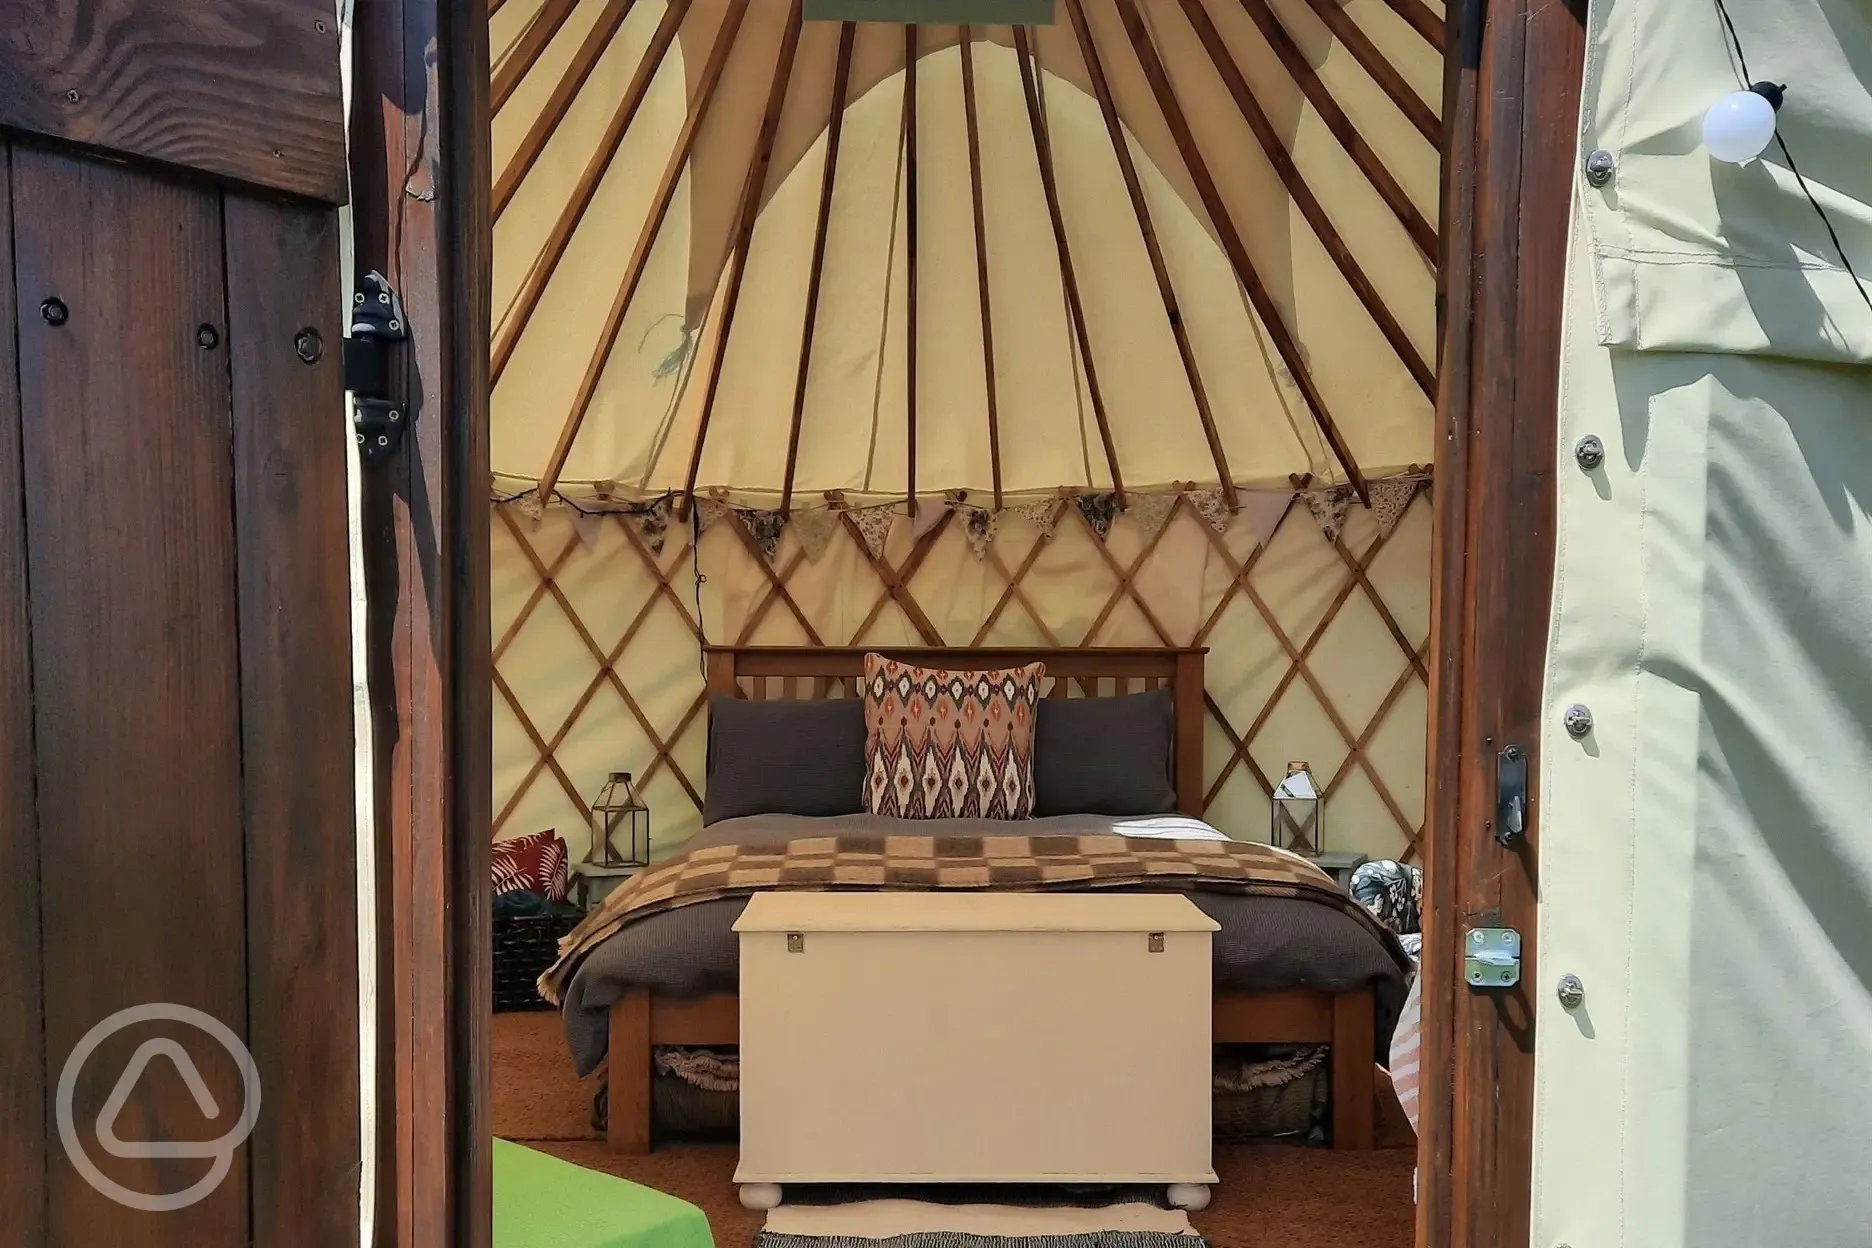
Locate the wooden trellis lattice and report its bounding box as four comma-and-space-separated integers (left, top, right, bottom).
491, 485, 1431, 863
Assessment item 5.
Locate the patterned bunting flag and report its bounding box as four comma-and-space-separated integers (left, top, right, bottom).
695, 497, 730, 533
962, 507, 998, 560
1125, 492, 1178, 545
516, 491, 545, 527
1006, 498, 1058, 539
1189, 488, 1232, 536
737, 509, 787, 562
1370, 477, 1419, 539
790, 507, 841, 564
626, 497, 670, 557
848, 505, 894, 561
1075, 492, 1119, 543
1304, 485, 1358, 545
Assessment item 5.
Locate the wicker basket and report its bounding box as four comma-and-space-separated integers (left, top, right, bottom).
491, 910, 582, 1013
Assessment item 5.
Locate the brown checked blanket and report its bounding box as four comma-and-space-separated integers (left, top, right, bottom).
539, 829, 1402, 1006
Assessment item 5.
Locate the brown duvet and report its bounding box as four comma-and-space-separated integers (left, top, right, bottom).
550, 814, 1411, 1076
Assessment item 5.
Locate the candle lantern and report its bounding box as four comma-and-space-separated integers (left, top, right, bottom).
1270, 761, 1324, 856
589, 771, 651, 868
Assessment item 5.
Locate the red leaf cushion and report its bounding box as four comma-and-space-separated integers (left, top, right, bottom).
491, 829, 568, 904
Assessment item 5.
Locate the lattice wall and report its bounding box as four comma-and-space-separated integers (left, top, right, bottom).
491, 486, 1431, 865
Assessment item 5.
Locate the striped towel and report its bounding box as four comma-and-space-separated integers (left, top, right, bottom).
1390, 968, 1422, 1201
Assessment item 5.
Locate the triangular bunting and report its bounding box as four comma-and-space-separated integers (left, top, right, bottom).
737, 509, 787, 563
1189, 488, 1232, 536
1304, 485, 1358, 545
1125, 493, 1178, 545
1075, 492, 1119, 543
1006, 498, 1058, 539
1370, 477, 1419, 539
696, 497, 730, 533
626, 498, 670, 557
910, 495, 949, 542
791, 508, 840, 564
571, 509, 603, 551
848, 505, 894, 561
1237, 490, 1293, 551
962, 507, 998, 560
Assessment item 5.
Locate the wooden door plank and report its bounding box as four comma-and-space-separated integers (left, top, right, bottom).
0, 0, 346, 202
0, 139, 48, 1248
223, 195, 361, 1248
11, 145, 248, 1247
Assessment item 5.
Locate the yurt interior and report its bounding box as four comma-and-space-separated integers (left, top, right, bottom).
486, 0, 1442, 1243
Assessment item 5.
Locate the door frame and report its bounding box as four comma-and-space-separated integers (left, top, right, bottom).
347, 0, 1588, 1243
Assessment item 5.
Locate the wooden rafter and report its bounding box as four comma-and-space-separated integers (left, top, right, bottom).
1012, 26, 1127, 507
1109, 0, 1368, 503
538, 0, 752, 506
957, 29, 1004, 511
1062, 0, 1235, 508
1233, 0, 1435, 262
1299, 0, 1439, 148
1175, 0, 1433, 399
491, 0, 580, 114
780, 23, 858, 517
1380, 0, 1445, 52
679, 2, 808, 515
492, 0, 685, 378
903, 24, 922, 517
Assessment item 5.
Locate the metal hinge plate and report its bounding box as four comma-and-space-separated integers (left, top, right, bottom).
348, 270, 410, 464
1464, 927, 1521, 989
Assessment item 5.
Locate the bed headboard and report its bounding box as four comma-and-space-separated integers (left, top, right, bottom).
703, 646, 1208, 818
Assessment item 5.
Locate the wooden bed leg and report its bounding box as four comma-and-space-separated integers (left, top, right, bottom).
608, 989, 653, 1155
1331, 987, 1376, 1150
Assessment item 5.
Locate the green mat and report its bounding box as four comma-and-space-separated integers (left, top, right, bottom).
494, 1138, 716, 1248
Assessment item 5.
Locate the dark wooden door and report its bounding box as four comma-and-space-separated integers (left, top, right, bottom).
0, 5, 358, 1246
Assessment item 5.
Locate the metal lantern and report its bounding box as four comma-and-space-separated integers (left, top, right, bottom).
589, 772, 650, 868
1270, 761, 1324, 855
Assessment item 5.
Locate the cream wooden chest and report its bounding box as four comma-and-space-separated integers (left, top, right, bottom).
732, 892, 1220, 1209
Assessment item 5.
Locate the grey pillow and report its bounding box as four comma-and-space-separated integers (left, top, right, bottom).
1032, 688, 1178, 817
702, 696, 868, 825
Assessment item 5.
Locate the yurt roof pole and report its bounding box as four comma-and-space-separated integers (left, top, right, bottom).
1301, 0, 1439, 145
958, 31, 1005, 513
1177, 0, 1433, 400
1063, 0, 1236, 510
904, 24, 922, 517
780, 23, 858, 518
680, 2, 808, 516
1235, 0, 1435, 262
492, 0, 684, 381
1013, 26, 1128, 508
493, 0, 639, 219
548, 0, 753, 512
1111, 0, 1369, 505
491, 0, 579, 114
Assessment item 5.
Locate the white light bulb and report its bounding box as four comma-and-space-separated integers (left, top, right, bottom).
1703, 83, 1784, 164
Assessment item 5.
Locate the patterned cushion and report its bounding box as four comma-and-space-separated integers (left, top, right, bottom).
861, 654, 1044, 820
491, 828, 569, 904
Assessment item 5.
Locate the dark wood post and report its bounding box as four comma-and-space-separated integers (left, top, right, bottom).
1420, 2, 1586, 1247
349, 0, 493, 1244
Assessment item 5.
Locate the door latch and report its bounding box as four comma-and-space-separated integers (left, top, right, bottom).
345, 270, 410, 464
1494, 744, 1528, 848
1464, 927, 1521, 989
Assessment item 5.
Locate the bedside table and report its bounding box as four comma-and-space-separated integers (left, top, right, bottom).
1308, 851, 1369, 891
570, 862, 640, 913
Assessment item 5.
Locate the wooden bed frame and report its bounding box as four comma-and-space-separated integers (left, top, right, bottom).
604, 645, 1377, 1154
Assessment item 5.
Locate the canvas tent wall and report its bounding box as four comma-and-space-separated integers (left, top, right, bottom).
1535, 2, 1872, 1245
485, 0, 1444, 860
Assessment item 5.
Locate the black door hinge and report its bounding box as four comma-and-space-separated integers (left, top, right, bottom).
346, 271, 409, 464
1494, 743, 1528, 848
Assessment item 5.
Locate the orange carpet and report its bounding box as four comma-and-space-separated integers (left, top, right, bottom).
494, 1012, 1417, 1248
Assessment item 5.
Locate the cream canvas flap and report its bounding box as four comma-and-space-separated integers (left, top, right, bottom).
1576, 0, 1872, 362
